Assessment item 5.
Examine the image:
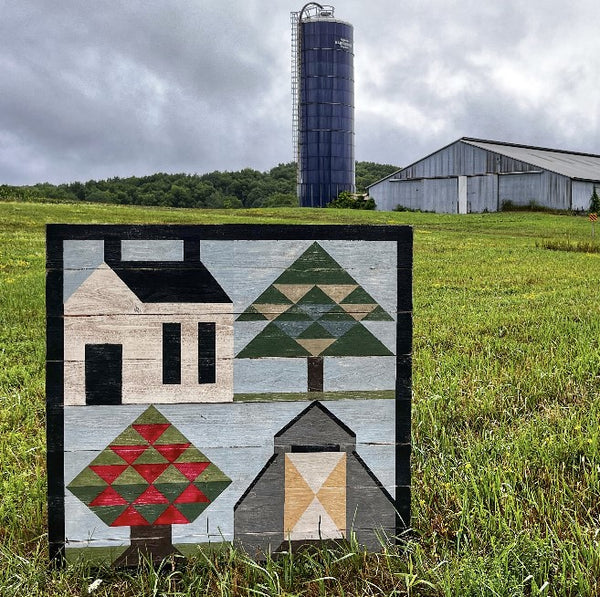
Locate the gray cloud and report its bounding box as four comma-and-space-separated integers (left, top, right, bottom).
1, 0, 600, 184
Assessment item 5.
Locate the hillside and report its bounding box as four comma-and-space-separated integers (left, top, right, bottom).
0, 161, 399, 209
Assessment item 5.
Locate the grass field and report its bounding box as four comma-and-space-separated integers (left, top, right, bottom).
1, 200, 600, 596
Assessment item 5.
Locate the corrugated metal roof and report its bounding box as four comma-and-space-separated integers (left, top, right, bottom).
366, 137, 600, 189
462, 138, 600, 181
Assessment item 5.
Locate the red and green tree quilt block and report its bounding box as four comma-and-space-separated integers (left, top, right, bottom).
67, 405, 231, 528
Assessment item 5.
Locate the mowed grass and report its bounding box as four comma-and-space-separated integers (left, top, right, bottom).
1, 200, 600, 596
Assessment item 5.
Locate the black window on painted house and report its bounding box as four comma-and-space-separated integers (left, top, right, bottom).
198, 322, 216, 384
162, 323, 181, 384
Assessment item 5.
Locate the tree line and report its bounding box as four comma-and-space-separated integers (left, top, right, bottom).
0, 162, 398, 208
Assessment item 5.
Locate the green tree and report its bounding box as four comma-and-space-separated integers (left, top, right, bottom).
590, 187, 600, 213
67, 406, 231, 566
236, 242, 393, 392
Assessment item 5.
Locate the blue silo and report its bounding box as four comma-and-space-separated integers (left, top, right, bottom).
292, 4, 355, 207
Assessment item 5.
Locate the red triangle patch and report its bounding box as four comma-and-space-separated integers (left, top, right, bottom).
89, 486, 128, 507
110, 445, 149, 465
154, 504, 190, 525
89, 464, 128, 484
174, 484, 210, 504
174, 462, 210, 482
155, 443, 191, 463
132, 423, 170, 444
111, 505, 150, 527
133, 485, 170, 505
133, 463, 170, 483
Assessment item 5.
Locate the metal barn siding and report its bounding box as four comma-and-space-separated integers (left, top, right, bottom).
295, 8, 355, 207
423, 178, 458, 213
384, 180, 424, 211
371, 178, 406, 211
543, 172, 571, 210
498, 172, 544, 207
572, 181, 595, 211
467, 175, 498, 212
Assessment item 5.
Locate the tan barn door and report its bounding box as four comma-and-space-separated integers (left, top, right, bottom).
284, 452, 346, 540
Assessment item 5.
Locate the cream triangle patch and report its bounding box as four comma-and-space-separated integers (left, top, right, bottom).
296, 338, 336, 356
252, 303, 293, 320
284, 455, 315, 532
273, 284, 314, 303
289, 497, 344, 540
340, 303, 377, 321
286, 452, 345, 493
317, 284, 358, 304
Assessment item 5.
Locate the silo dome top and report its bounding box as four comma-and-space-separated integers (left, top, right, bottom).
295, 4, 352, 27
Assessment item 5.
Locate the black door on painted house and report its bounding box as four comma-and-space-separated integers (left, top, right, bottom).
85, 344, 123, 405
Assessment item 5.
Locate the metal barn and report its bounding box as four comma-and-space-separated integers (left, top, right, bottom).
368, 138, 600, 213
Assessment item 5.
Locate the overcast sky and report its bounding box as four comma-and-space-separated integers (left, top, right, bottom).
2, 0, 600, 185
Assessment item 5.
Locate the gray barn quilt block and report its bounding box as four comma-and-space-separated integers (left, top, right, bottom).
46, 224, 412, 564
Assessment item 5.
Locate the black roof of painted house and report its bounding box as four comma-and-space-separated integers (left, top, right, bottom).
104, 238, 231, 304
110, 264, 231, 303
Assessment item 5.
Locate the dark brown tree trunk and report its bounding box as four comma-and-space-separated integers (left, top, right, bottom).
113, 525, 180, 567
307, 356, 324, 392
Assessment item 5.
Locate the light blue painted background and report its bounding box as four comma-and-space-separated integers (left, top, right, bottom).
63, 240, 104, 301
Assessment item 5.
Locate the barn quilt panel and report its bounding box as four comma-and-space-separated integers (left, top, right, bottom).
46, 224, 412, 564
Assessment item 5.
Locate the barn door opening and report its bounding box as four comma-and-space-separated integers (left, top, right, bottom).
85, 344, 123, 405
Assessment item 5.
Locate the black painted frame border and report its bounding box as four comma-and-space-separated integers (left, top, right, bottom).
46, 223, 413, 563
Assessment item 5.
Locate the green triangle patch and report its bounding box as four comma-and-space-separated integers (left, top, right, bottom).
236, 305, 268, 321
194, 479, 232, 501
154, 482, 190, 503
90, 505, 128, 526
154, 466, 190, 486
340, 286, 377, 304
362, 305, 394, 321
68, 466, 109, 488
67, 484, 107, 504
153, 425, 190, 446
132, 405, 170, 426
195, 463, 232, 484
173, 446, 210, 465
176, 502, 211, 521
236, 323, 311, 358
296, 285, 337, 306
109, 426, 150, 447
111, 466, 146, 486
89, 448, 129, 466
321, 324, 394, 357
110, 483, 148, 504
297, 322, 335, 340
135, 503, 170, 525
131, 445, 169, 465
273, 243, 357, 285
253, 286, 293, 305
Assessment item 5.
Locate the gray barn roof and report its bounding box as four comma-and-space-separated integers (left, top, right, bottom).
463, 138, 600, 181
367, 137, 600, 187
